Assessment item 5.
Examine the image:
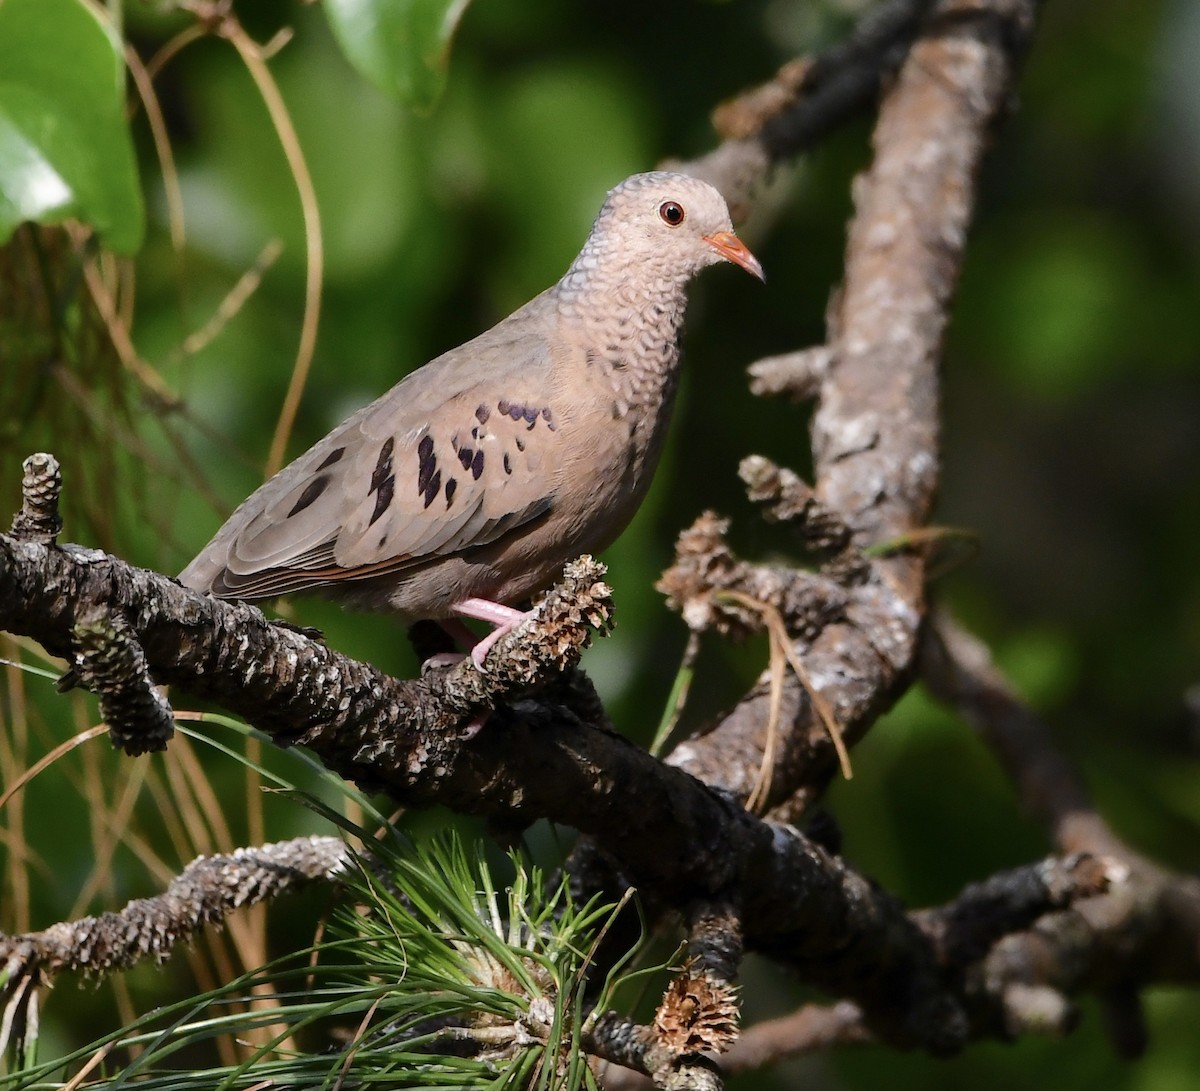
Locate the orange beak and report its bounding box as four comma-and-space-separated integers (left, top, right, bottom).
703, 230, 765, 283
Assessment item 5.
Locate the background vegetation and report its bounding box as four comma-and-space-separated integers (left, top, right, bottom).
1, 0, 1198, 1087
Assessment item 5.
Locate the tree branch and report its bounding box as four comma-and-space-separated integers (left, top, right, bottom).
0, 516, 967, 1052
666, 0, 1042, 815
0, 836, 348, 1056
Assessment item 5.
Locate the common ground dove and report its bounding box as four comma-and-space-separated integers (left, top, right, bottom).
180, 172, 763, 665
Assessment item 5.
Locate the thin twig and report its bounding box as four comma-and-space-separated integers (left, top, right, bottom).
218, 15, 324, 479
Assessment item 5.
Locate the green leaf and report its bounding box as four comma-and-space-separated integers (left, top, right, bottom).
324, 0, 473, 110
0, 0, 144, 252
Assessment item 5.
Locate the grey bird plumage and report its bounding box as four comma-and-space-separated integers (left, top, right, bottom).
180, 172, 763, 653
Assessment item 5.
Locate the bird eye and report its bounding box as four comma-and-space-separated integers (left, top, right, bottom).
659, 201, 685, 226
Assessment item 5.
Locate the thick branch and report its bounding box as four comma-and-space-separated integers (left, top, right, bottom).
0, 530, 963, 1051
0, 836, 347, 980
668, 0, 1041, 812
598, 1002, 870, 1090
684, 0, 939, 213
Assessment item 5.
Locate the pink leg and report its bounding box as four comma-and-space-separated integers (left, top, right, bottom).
439, 618, 481, 650
451, 598, 533, 670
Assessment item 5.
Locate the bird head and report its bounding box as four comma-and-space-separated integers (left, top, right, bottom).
580, 171, 765, 285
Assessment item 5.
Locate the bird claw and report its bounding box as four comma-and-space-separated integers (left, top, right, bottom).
421, 650, 465, 675
468, 621, 521, 672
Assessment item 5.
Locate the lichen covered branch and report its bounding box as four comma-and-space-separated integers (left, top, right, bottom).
0, 835, 348, 980
0, 836, 348, 1057
666, 0, 1043, 817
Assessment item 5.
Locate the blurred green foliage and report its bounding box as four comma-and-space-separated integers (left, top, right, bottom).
324, 0, 474, 110
2, 0, 1200, 1087
0, 0, 143, 250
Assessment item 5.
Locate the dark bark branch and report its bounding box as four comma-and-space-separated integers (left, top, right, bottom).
746, 347, 833, 404
916, 613, 1200, 1055
598, 1002, 870, 1091
0, 835, 348, 979
634, 904, 744, 1088
683, 0, 940, 215
914, 854, 1118, 968
0, 524, 964, 1052
587, 1012, 725, 1091
685, 901, 744, 986
739, 455, 858, 561
721, 1002, 872, 1071
916, 609, 1200, 1054
0, 835, 348, 1055
656, 511, 850, 642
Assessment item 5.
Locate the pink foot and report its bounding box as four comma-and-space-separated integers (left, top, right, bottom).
451, 598, 533, 671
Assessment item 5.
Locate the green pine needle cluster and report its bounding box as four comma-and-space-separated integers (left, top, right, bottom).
3, 831, 646, 1091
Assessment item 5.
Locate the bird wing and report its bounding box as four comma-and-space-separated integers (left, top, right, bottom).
180, 305, 571, 601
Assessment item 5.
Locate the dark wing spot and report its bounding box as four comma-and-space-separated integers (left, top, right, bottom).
422, 469, 442, 509
458, 447, 473, 470
288, 474, 330, 518
471, 426, 479, 439
508, 404, 523, 421
522, 406, 538, 424
316, 447, 346, 470
541, 407, 556, 432
515, 436, 525, 452
503, 453, 512, 475
498, 398, 511, 415
475, 404, 490, 424
370, 438, 398, 525
370, 474, 395, 526
445, 477, 458, 507
414, 435, 436, 496
372, 437, 396, 494
471, 449, 485, 480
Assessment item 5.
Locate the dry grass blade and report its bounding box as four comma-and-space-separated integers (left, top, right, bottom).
0, 726, 109, 813
77, 242, 178, 409
866, 525, 980, 582
218, 18, 324, 479
61, 1040, 115, 1091
69, 740, 150, 919
180, 240, 285, 358
718, 590, 853, 809
124, 43, 187, 257
332, 996, 383, 1091
1, 643, 34, 933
